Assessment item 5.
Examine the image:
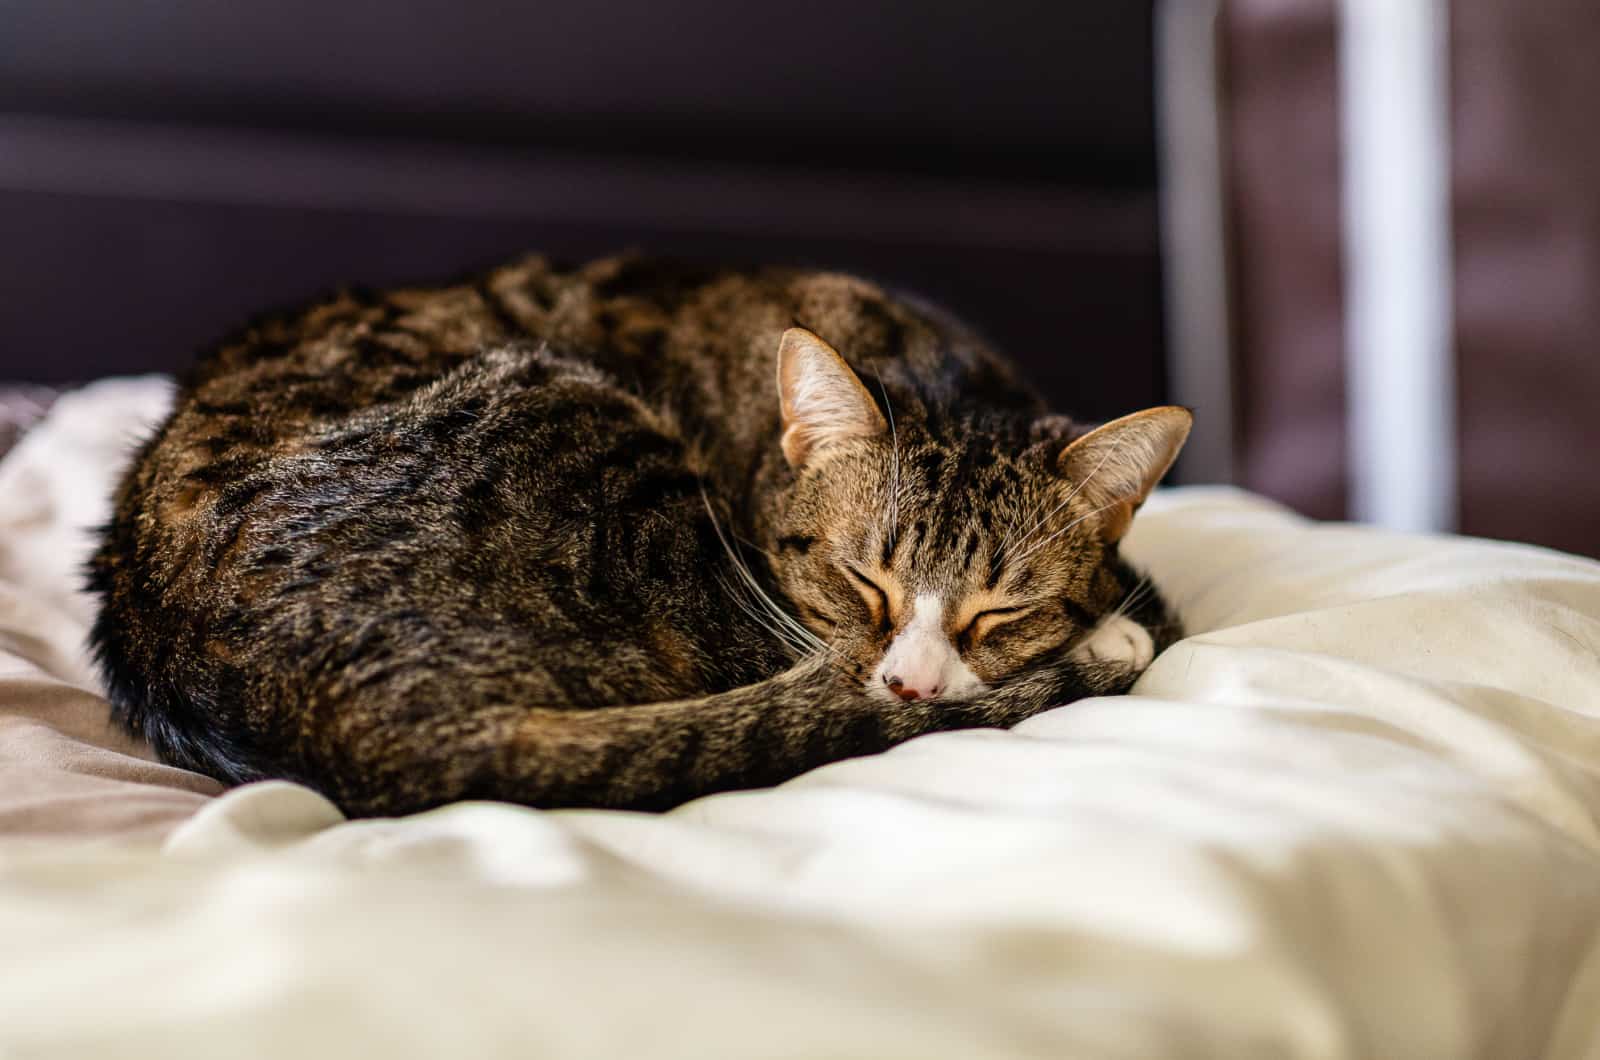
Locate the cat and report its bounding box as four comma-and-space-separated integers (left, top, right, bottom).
87, 254, 1191, 817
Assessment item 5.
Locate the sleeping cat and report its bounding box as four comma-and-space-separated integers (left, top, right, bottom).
88, 255, 1190, 817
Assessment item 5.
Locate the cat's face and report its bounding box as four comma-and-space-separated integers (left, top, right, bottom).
770, 328, 1190, 704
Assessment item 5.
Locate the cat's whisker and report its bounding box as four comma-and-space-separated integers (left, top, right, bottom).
718, 566, 819, 660
999, 472, 1077, 557
1011, 500, 1121, 566
702, 486, 840, 663
703, 492, 797, 639
714, 571, 816, 661
873, 368, 901, 559
997, 469, 1066, 556
799, 635, 863, 684
1003, 435, 1126, 558
1128, 575, 1157, 613
1108, 573, 1154, 625
721, 545, 857, 676
1010, 498, 1128, 567
741, 574, 823, 658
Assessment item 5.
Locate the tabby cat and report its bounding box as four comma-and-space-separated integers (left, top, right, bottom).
88, 255, 1190, 817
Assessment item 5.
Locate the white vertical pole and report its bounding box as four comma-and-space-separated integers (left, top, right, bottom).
1340, 0, 1457, 531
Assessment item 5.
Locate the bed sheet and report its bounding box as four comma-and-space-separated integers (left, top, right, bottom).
2, 379, 1599, 1058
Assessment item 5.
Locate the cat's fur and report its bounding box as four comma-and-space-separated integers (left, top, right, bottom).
87, 254, 1190, 817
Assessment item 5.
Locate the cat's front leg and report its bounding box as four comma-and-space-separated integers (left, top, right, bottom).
1061, 613, 1158, 697
971, 615, 1159, 725
1068, 613, 1155, 674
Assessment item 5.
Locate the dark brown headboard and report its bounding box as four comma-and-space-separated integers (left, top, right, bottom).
0, 2, 1167, 426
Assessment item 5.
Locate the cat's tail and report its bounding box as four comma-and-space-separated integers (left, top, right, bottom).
294, 653, 1112, 818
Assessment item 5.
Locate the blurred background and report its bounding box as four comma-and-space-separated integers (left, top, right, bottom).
1, 1, 1596, 557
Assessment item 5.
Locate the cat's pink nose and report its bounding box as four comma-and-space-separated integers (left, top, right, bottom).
886, 676, 939, 702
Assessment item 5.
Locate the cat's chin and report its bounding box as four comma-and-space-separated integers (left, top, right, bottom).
865, 681, 990, 706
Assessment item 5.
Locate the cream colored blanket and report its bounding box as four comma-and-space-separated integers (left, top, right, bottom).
2, 380, 1599, 1059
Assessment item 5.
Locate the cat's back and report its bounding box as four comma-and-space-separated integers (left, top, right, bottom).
85, 251, 1098, 807
174, 251, 1027, 447
89, 254, 813, 780
102, 254, 1045, 680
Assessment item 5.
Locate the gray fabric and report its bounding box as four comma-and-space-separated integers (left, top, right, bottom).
0, 377, 221, 843
0, 385, 60, 461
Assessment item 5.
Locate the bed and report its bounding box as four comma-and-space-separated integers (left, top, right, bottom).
3, 379, 1599, 1058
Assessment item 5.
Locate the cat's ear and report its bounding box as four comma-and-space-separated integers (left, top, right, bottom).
776, 327, 887, 468
1054, 406, 1192, 542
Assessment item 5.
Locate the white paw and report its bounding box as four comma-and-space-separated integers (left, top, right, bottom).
1068, 614, 1155, 672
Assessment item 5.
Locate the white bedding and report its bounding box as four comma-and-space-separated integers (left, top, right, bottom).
3, 380, 1600, 1058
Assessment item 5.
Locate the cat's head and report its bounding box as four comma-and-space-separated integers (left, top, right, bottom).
769, 327, 1191, 704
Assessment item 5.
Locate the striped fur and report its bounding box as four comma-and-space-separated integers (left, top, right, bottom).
88, 254, 1184, 816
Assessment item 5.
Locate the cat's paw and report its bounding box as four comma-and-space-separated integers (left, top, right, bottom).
1068, 614, 1155, 674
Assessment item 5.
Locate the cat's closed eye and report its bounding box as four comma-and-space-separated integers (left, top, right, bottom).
961, 606, 1029, 642
842, 565, 893, 633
